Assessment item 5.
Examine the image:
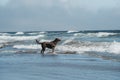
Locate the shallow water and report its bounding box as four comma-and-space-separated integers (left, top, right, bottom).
0, 53, 120, 80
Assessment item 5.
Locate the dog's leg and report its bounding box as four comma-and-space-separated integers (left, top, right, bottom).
41, 47, 45, 55
41, 49, 43, 54
52, 47, 55, 53
40, 49, 44, 56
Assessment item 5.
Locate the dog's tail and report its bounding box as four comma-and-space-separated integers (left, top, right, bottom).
35, 39, 42, 44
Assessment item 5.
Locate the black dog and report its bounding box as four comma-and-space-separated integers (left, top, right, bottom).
36, 38, 61, 55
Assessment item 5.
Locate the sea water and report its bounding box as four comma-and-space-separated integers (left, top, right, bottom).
0, 30, 120, 80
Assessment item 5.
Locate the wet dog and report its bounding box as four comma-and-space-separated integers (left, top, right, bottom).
36, 38, 61, 55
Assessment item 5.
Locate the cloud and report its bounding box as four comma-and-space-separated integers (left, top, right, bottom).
1, 0, 120, 14
0, 0, 9, 6
59, 0, 120, 14
0, 0, 120, 31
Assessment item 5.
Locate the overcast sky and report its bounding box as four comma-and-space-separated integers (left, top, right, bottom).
0, 0, 120, 32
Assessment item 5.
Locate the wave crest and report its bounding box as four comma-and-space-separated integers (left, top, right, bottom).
13, 44, 41, 49
60, 41, 120, 54
74, 32, 118, 38
15, 32, 24, 35
67, 30, 78, 33
12, 40, 120, 54
0, 35, 44, 42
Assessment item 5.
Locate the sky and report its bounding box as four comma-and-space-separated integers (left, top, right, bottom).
0, 0, 120, 32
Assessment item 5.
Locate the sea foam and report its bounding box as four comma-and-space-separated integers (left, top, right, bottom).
13, 44, 41, 49
59, 40, 120, 54
74, 32, 118, 38
0, 35, 44, 42
67, 30, 78, 33
12, 40, 120, 54
15, 32, 24, 35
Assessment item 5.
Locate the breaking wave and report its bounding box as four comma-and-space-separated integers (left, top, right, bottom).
0, 44, 4, 48
28, 31, 46, 35
67, 30, 78, 33
13, 44, 41, 49
60, 40, 120, 54
13, 39, 54, 49
2, 38, 120, 61
74, 32, 119, 38
12, 40, 120, 54
15, 32, 24, 35
0, 34, 44, 43
1, 31, 120, 61
28, 32, 37, 35
39, 31, 46, 34
0, 33, 10, 36
0, 40, 8, 43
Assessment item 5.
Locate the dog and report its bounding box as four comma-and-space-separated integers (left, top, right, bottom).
36, 38, 61, 55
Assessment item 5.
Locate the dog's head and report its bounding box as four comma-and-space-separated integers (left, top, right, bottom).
55, 38, 61, 42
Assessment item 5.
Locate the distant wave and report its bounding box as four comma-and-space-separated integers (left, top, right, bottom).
96, 32, 117, 37
39, 31, 46, 34
15, 32, 24, 35
67, 30, 79, 33
0, 34, 44, 43
28, 32, 37, 35
28, 31, 46, 35
0, 33, 10, 36
74, 32, 119, 38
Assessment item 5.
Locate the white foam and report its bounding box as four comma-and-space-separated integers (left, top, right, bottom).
108, 41, 120, 54
57, 45, 106, 54
28, 32, 37, 35
28, 32, 46, 35
40, 39, 51, 42
96, 32, 117, 37
0, 40, 8, 43
13, 44, 41, 49
0, 50, 17, 53
0, 35, 44, 42
39, 31, 46, 34
67, 30, 78, 33
0, 44, 4, 48
0, 33, 10, 36
15, 32, 24, 35
74, 32, 117, 37
74, 33, 84, 37
61, 37, 76, 45
12, 40, 120, 54
58, 41, 120, 54
13, 39, 53, 49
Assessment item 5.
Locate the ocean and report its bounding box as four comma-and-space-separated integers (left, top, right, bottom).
0, 30, 120, 80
